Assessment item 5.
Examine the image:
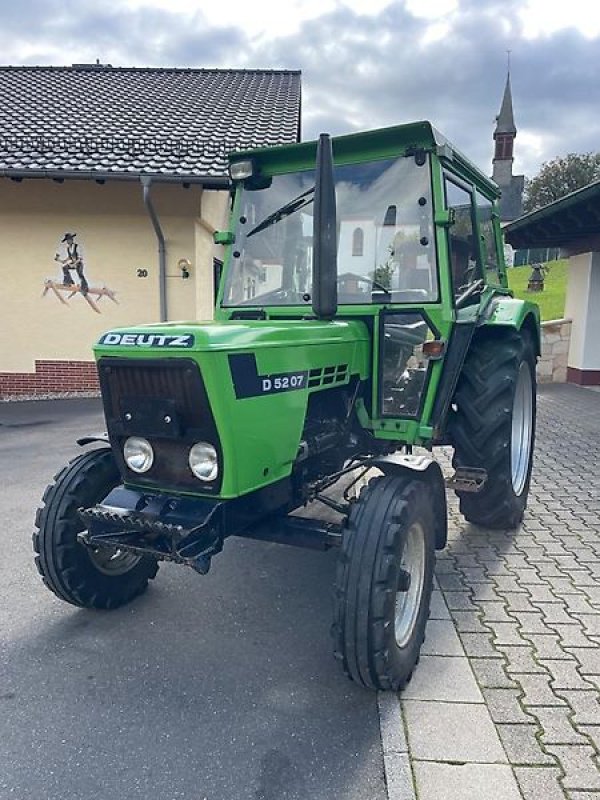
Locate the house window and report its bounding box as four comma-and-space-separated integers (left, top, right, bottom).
352, 227, 364, 256
383, 204, 397, 226
244, 276, 256, 300
213, 258, 223, 303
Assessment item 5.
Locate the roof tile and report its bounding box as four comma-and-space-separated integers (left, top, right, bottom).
0, 66, 301, 180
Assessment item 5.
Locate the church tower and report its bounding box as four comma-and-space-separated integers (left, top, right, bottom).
492, 71, 524, 221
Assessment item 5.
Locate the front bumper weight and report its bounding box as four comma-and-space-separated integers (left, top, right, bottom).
78, 486, 224, 574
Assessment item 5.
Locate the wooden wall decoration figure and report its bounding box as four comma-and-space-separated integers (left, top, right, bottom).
42, 232, 118, 313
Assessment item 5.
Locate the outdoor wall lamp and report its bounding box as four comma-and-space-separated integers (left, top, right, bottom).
178, 258, 191, 279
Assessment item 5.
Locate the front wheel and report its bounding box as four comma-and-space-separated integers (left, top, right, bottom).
332, 474, 435, 691
33, 448, 159, 609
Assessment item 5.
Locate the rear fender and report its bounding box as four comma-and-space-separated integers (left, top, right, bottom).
483, 296, 541, 357
371, 454, 447, 550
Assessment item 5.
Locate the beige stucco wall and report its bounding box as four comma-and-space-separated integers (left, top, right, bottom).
564, 251, 600, 373
0, 178, 228, 373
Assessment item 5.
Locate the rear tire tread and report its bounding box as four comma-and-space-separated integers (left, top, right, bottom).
449, 329, 536, 529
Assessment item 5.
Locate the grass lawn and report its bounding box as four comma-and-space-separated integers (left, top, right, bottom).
507, 259, 568, 322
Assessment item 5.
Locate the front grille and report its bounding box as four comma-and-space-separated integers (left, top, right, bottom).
99, 358, 204, 429
97, 357, 222, 494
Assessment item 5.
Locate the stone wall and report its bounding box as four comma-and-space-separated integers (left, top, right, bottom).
538, 318, 572, 383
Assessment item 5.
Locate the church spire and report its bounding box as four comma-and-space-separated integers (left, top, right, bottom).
493, 68, 517, 176
491, 61, 524, 221
495, 72, 517, 137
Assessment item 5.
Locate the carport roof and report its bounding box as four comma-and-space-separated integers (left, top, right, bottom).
505, 179, 600, 251
0, 65, 301, 184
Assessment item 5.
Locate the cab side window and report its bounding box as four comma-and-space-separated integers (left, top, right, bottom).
475, 191, 501, 284
444, 179, 480, 298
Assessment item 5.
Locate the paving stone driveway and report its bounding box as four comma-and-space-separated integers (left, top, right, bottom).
392, 384, 600, 799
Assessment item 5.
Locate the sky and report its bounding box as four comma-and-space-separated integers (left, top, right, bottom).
2, 0, 599, 179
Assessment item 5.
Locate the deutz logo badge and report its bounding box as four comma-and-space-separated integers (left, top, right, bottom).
98, 332, 194, 348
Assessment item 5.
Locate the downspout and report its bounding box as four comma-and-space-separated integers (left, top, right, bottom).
141, 177, 167, 322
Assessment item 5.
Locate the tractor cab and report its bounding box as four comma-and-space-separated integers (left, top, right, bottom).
216, 122, 513, 445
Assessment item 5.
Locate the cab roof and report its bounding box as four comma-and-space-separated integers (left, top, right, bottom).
230, 120, 499, 198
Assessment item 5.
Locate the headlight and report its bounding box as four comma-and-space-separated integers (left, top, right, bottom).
123, 437, 154, 473
189, 442, 219, 482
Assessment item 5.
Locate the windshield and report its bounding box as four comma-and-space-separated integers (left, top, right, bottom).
222, 155, 437, 307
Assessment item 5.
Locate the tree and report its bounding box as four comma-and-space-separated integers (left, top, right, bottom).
524, 152, 600, 213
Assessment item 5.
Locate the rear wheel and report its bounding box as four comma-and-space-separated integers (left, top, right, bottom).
332, 474, 435, 690
33, 448, 159, 609
449, 329, 536, 529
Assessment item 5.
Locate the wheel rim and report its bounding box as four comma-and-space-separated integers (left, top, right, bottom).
511, 361, 533, 496
88, 546, 142, 576
395, 522, 426, 649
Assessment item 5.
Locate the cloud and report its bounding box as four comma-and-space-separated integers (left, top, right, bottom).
0, 1, 243, 67
0, 0, 598, 177
247, 1, 600, 177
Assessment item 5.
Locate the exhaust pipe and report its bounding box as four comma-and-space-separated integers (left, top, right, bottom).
312, 133, 337, 320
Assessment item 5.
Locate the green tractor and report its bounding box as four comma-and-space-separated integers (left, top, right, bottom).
33, 122, 539, 691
